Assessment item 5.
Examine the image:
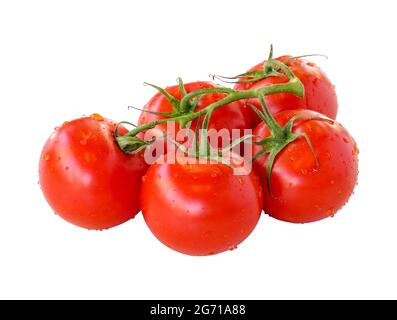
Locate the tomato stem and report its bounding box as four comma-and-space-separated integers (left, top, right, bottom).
116, 56, 304, 155
122, 78, 302, 140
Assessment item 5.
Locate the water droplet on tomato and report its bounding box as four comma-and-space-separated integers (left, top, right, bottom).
326, 207, 334, 216
228, 245, 237, 251
238, 178, 244, 185
330, 180, 335, 184
142, 176, 147, 182
343, 137, 349, 143
80, 139, 87, 145
44, 154, 50, 161
90, 113, 104, 121
300, 168, 308, 175
325, 151, 331, 160
290, 156, 296, 161
210, 171, 218, 178
352, 144, 359, 156
312, 166, 319, 173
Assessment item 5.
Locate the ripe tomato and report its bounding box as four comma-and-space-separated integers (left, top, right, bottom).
141, 155, 263, 255
253, 109, 358, 223
235, 56, 338, 126
39, 115, 148, 230
139, 81, 252, 141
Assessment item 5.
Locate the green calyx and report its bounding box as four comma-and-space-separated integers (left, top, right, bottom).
211, 45, 285, 84
251, 103, 320, 197
114, 121, 168, 154
250, 94, 335, 196
142, 78, 204, 129
211, 46, 328, 86
170, 109, 255, 168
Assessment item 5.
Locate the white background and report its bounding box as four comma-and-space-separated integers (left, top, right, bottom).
0, 0, 396, 299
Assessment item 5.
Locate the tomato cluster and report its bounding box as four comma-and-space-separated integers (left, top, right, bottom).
39, 50, 358, 256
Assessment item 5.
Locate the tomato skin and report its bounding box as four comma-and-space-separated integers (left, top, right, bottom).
253, 109, 358, 223
39, 116, 148, 230
139, 81, 252, 134
235, 56, 338, 126
141, 155, 263, 256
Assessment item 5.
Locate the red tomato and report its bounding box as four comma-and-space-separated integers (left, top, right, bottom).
235, 56, 338, 126
141, 155, 263, 255
139, 81, 252, 143
253, 109, 358, 223
39, 115, 148, 230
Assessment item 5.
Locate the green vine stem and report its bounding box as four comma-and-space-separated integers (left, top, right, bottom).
119, 74, 302, 137
114, 50, 336, 197
115, 57, 304, 159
